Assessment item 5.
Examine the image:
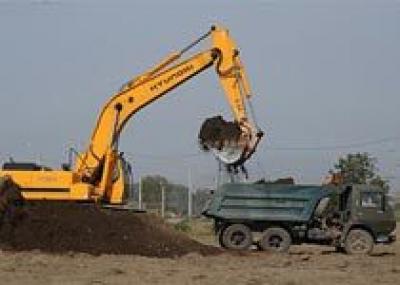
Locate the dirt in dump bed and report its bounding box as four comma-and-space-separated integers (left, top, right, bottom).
198, 116, 242, 150
0, 202, 221, 258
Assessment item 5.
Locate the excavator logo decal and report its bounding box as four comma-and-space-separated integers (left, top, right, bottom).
149, 64, 195, 92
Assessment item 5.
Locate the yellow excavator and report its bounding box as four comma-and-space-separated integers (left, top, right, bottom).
0, 25, 263, 212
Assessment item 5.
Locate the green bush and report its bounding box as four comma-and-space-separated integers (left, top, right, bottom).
174, 219, 192, 233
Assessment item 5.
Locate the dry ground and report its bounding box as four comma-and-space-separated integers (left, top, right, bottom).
0, 224, 398, 285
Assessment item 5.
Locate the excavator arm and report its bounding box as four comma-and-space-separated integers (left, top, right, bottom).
75, 50, 216, 176
75, 25, 263, 182
0, 25, 263, 206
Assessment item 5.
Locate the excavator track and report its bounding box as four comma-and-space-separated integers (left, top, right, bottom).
0, 176, 25, 228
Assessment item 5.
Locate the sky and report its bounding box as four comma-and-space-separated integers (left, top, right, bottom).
0, 0, 399, 190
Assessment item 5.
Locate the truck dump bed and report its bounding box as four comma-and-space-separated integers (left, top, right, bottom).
203, 183, 330, 222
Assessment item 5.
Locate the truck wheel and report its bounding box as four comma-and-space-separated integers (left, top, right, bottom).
335, 246, 346, 253
344, 229, 374, 255
259, 227, 292, 253
221, 224, 253, 250
217, 227, 227, 248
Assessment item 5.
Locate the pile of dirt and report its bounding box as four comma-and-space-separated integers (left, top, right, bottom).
198, 116, 242, 151
0, 202, 221, 258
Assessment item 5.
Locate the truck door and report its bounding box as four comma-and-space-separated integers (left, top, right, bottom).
339, 186, 352, 223
357, 188, 394, 240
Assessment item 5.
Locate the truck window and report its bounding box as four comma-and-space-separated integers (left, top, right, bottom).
339, 186, 352, 211
361, 192, 383, 210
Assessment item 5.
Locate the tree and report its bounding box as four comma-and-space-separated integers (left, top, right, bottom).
130, 175, 213, 216
330, 152, 389, 191
132, 175, 189, 214
141, 175, 168, 206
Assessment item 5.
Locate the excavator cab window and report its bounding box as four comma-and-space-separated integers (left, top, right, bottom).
118, 154, 134, 201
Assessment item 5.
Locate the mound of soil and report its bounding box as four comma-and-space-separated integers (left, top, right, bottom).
0, 202, 220, 258
198, 116, 241, 151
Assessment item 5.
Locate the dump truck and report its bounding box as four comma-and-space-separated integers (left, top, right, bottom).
203, 183, 396, 254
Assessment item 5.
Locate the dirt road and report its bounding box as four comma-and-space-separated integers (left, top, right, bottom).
0, 242, 398, 285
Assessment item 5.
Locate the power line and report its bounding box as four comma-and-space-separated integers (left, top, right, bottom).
266, 136, 400, 151
124, 136, 400, 161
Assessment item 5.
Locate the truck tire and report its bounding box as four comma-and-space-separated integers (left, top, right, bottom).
220, 224, 253, 250
344, 229, 374, 255
217, 227, 227, 248
259, 227, 292, 253
335, 246, 346, 253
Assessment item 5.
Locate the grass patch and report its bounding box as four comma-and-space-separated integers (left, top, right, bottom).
174, 219, 192, 233
174, 218, 216, 245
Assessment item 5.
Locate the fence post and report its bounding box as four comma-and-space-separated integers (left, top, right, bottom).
161, 182, 166, 218
138, 177, 143, 210
188, 169, 192, 218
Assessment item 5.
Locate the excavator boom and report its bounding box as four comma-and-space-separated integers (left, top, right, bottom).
0, 25, 263, 206
76, 26, 261, 178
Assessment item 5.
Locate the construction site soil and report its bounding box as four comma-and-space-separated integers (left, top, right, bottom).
0, 202, 220, 258
0, 238, 398, 285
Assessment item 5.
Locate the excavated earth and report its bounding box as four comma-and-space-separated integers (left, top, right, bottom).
0, 202, 221, 258
198, 115, 241, 150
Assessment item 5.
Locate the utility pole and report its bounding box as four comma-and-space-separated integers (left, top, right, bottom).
188, 168, 192, 218
138, 177, 143, 210
160, 182, 166, 218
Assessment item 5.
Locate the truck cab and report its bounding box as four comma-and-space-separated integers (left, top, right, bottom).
337, 185, 396, 250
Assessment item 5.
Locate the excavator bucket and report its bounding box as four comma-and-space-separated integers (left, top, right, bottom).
0, 176, 25, 228
198, 116, 259, 166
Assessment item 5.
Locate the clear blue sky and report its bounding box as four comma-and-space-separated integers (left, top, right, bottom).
0, 0, 399, 190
